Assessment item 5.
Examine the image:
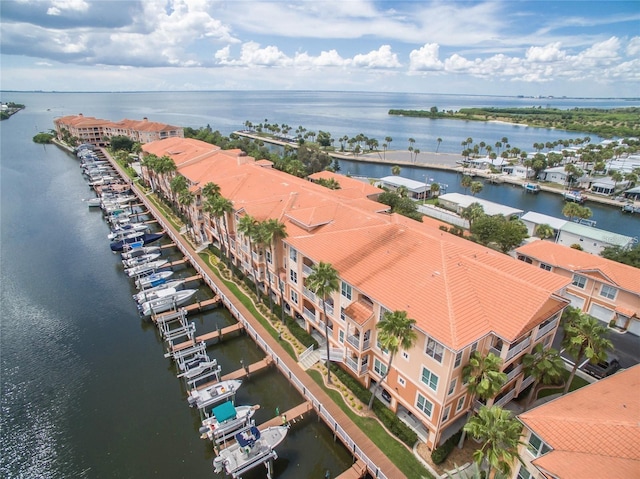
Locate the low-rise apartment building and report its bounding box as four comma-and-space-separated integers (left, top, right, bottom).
514, 365, 639, 479
54, 114, 183, 147
516, 240, 640, 336
141, 137, 571, 450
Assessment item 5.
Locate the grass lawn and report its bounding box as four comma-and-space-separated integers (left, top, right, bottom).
537, 368, 590, 400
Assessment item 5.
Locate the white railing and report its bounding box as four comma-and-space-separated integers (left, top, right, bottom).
320, 347, 345, 362
302, 263, 313, 276
320, 300, 334, 316
506, 337, 531, 361
506, 363, 523, 383
347, 334, 360, 349
494, 389, 516, 407
489, 346, 502, 358
521, 375, 535, 390
303, 307, 316, 322
298, 345, 315, 362
536, 318, 559, 340
303, 287, 316, 302
126, 182, 392, 479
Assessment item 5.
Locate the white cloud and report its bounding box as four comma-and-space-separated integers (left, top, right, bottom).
627, 36, 640, 56
47, 0, 89, 16
409, 43, 443, 71
235, 42, 290, 67
352, 45, 400, 69
294, 49, 349, 68
526, 42, 566, 62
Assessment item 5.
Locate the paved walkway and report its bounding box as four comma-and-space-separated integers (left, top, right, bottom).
103, 149, 407, 479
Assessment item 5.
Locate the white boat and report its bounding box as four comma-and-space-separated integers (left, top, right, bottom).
134, 285, 180, 305
188, 379, 242, 411
108, 223, 149, 240
212, 426, 288, 477
563, 190, 587, 203
135, 270, 174, 289
125, 259, 169, 277
138, 288, 197, 316
121, 245, 161, 260
85, 197, 102, 207
522, 183, 541, 193
123, 252, 162, 269
200, 402, 259, 443
133, 279, 185, 302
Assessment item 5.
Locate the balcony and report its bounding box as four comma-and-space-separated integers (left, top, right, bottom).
303, 287, 316, 302
505, 363, 523, 383
494, 389, 516, 407
536, 318, 559, 340
346, 334, 371, 351
506, 337, 531, 361
302, 263, 313, 276
303, 307, 316, 322
521, 375, 535, 390
320, 300, 334, 317
346, 357, 369, 376
489, 346, 502, 358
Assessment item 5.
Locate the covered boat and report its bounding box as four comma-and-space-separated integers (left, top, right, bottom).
522, 183, 541, 193
135, 270, 174, 289
212, 426, 288, 477
138, 288, 197, 316
562, 190, 587, 203
200, 402, 259, 443
110, 232, 164, 252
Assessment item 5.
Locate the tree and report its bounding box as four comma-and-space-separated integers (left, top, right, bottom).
436, 137, 443, 153
521, 343, 564, 410
368, 310, 417, 410
601, 243, 640, 268
470, 181, 484, 196
562, 313, 612, 394
463, 405, 523, 479
262, 218, 288, 314
534, 223, 555, 240
610, 170, 624, 194
306, 262, 340, 384
458, 351, 507, 448
460, 202, 485, 228
430, 182, 441, 197
170, 174, 188, 203
461, 175, 473, 194
391, 165, 401, 176
561, 202, 583, 221
204, 195, 234, 267
237, 214, 261, 297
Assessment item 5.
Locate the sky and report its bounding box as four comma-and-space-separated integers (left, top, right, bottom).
1, 0, 639, 97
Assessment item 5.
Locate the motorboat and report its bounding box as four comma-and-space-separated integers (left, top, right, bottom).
121, 244, 161, 259
562, 190, 587, 203
122, 252, 162, 268
108, 223, 150, 240
135, 270, 174, 289
212, 426, 288, 476
133, 279, 186, 303
138, 288, 197, 316
110, 232, 164, 252
187, 379, 242, 411
85, 197, 102, 207
200, 402, 259, 443
125, 259, 169, 277
522, 183, 541, 193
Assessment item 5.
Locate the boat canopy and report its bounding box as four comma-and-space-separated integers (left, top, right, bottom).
212, 401, 237, 423
235, 426, 261, 448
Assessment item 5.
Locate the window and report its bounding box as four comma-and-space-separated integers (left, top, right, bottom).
289, 248, 297, 262
425, 337, 444, 363
290, 290, 298, 305
456, 395, 466, 412
340, 307, 346, 321
339, 330, 344, 344
265, 250, 272, 264
421, 367, 439, 391
402, 351, 410, 361
373, 358, 387, 377
341, 282, 352, 300
398, 376, 406, 387
516, 465, 532, 479
442, 406, 451, 423
572, 274, 587, 289
416, 394, 433, 418
448, 378, 457, 396
600, 284, 617, 300
470, 342, 478, 354
454, 351, 462, 368
289, 269, 297, 284
539, 262, 552, 271
528, 432, 551, 457
376, 339, 389, 355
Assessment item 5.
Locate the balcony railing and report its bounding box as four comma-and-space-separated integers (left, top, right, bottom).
536, 318, 559, 340
303, 287, 316, 302
505, 363, 523, 383
521, 375, 535, 390
320, 300, 334, 317
347, 334, 360, 348
494, 389, 516, 407
303, 307, 316, 322
302, 263, 313, 276
506, 337, 531, 361
489, 346, 502, 358
346, 357, 369, 376
320, 347, 345, 362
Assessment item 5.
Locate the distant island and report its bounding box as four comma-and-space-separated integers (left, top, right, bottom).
0, 102, 25, 120
388, 106, 640, 139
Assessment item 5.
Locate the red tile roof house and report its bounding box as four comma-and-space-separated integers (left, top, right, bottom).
516, 240, 640, 336
54, 114, 183, 147
141, 137, 572, 450
514, 364, 640, 479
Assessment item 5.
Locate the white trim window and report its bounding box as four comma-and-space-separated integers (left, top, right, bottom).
289, 269, 297, 284
402, 351, 410, 361
572, 274, 587, 289
420, 366, 439, 392
416, 393, 433, 418
527, 432, 551, 457
398, 376, 406, 387
539, 262, 552, 271
373, 358, 387, 377
290, 290, 298, 305
425, 337, 444, 363
341, 281, 352, 300
289, 247, 297, 262
600, 284, 617, 300
454, 351, 462, 368
442, 406, 451, 423
448, 378, 457, 396
456, 395, 466, 412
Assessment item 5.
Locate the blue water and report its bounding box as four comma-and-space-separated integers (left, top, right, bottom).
1, 91, 638, 478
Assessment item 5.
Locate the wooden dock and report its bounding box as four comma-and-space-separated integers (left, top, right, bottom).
161, 243, 176, 249
258, 401, 312, 430
151, 296, 220, 325
170, 321, 240, 352
221, 357, 272, 381
335, 460, 367, 479
167, 257, 189, 268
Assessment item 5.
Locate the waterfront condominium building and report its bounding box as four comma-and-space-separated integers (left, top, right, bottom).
54, 114, 183, 147
141, 137, 571, 450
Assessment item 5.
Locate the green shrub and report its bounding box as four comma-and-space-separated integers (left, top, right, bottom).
431, 430, 462, 465
284, 317, 318, 349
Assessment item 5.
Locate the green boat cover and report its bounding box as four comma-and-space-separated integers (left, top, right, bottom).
212, 401, 237, 422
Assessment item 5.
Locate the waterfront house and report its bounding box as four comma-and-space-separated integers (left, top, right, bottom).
140, 137, 571, 450
376, 175, 432, 200
437, 192, 524, 218
54, 114, 183, 147
519, 211, 566, 240
515, 240, 640, 335
513, 365, 640, 479
502, 164, 535, 179
589, 177, 629, 196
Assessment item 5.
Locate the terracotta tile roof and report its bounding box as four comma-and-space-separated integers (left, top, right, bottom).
344, 300, 375, 325
147, 137, 571, 350
516, 240, 640, 294
519, 365, 640, 479
308, 171, 383, 199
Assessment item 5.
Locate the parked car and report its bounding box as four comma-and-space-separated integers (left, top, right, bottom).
381, 388, 392, 402
583, 357, 621, 379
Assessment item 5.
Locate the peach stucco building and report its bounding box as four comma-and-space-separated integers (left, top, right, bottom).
516, 240, 640, 336
54, 114, 183, 146
141, 137, 571, 450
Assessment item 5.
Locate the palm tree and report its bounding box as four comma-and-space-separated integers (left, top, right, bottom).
460, 202, 485, 229
202, 181, 221, 199
521, 343, 564, 410
470, 181, 484, 196
204, 195, 234, 266
391, 165, 401, 176
237, 214, 261, 297
562, 202, 583, 221
463, 405, 523, 479
261, 218, 288, 313
430, 182, 441, 198
436, 137, 443, 153
170, 174, 188, 204
562, 313, 612, 394
610, 170, 624, 194
368, 310, 417, 410
534, 223, 555, 240
460, 175, 472, 194
458, 351, 507, 448
306, 262, 340, 384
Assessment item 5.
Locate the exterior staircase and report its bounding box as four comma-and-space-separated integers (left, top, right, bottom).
297, 348, 322, 370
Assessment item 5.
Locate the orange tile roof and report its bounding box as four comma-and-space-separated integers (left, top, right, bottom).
146, 137, 570, 350
516, 240, 640, 294
344, 300, 375, 326
519, 365, 640, 479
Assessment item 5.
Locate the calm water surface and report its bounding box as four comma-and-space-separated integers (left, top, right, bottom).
2, 91, 639, 478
